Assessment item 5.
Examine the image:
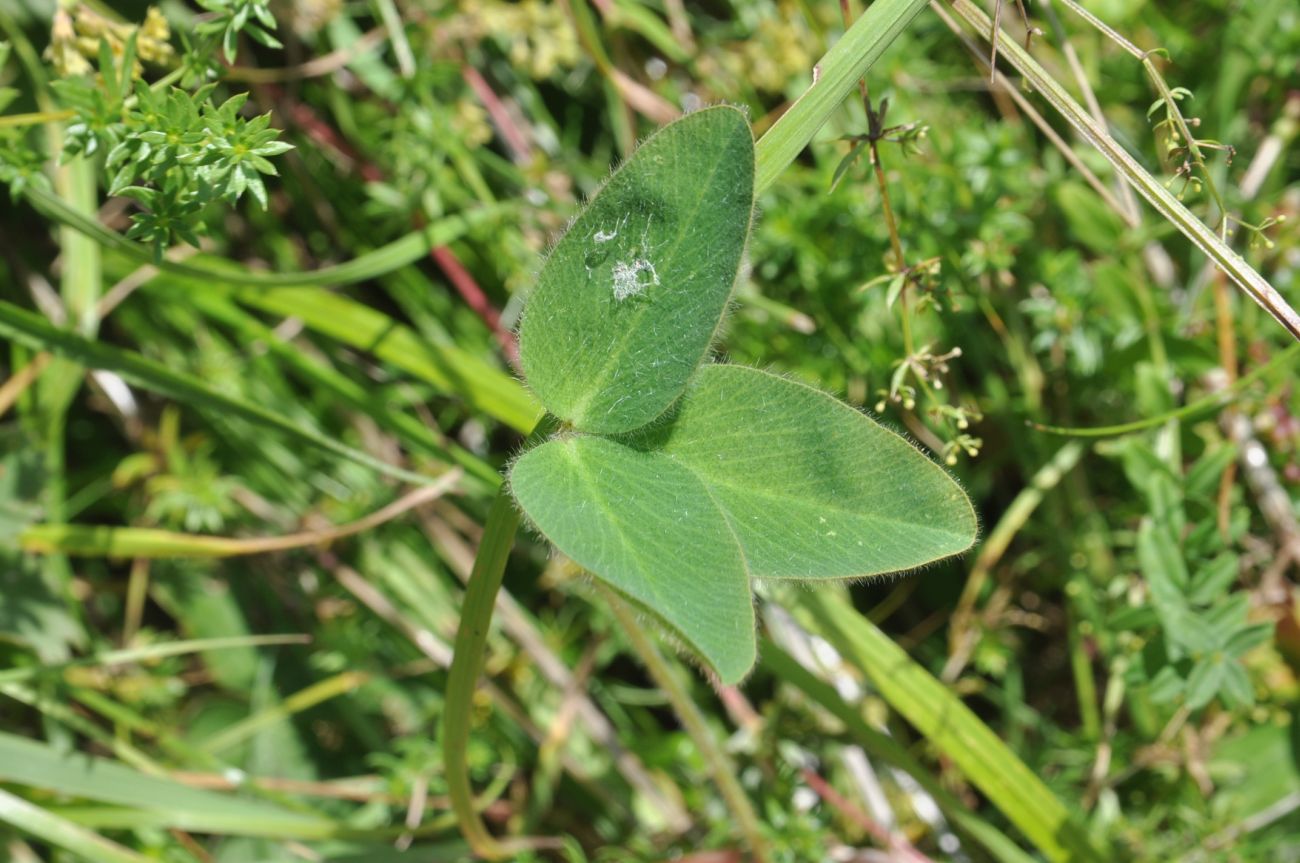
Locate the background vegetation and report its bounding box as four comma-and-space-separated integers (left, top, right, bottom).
1, 0, 1299, 860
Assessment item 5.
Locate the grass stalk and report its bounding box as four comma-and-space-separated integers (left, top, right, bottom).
0, 789, 152, 863
945, 0, 1300, 342
20, 473, 462, 558
802, 589, 1108, 862
754, 0, 929, 194
1029, 342, 1300, 437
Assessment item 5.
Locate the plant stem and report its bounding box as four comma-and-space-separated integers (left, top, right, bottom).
0, 109, 75, 129
837, 1, 916, 361
601, 589, 771, 863
443, 488, 528, 857
1028, 341, 1300, 437
754, 0, 929, 194
945, 0, 1300, 342
443, 419, 561, 859
1053, 0, 1232, 233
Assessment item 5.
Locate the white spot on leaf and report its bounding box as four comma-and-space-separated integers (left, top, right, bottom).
612, 259, 659, 301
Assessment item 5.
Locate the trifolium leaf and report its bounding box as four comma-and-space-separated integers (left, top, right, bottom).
518, 106, 755, 435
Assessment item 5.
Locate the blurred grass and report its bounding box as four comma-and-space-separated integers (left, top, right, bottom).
2, 0, 1300, 861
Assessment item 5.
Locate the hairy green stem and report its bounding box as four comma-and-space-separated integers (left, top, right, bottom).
443, 419, 560, 859
443, 488, 531, 858
946, 0, 1300, 341
602, 589, 770, 862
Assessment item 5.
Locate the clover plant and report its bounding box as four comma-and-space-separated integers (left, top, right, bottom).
509, 105, 978, 683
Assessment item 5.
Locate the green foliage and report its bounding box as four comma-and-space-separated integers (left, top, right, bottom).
1, 1, 1299, 861
8, 4, 292, 259
511, 110, 975, 682
518, 106, 755, 434
1109, 437, 1273, 711
194, 0, 281, 62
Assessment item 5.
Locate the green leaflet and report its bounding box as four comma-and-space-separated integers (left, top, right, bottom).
518, 106, 754, 434
510, 434, 756, 683
511, 366, 976, 682
649, 365, 976, 577
511, 107, 975, 683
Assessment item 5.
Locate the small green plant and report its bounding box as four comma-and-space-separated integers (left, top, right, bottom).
509, 106, 977, 683
0, 4, 290, 260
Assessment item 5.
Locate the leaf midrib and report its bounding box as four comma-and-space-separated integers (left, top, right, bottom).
565, 439, 752, 610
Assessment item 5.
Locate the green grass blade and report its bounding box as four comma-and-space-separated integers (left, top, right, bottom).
0, 788, 152, 863
0, 300, 430, 485
753, 0, 928, 194
0, 732, 340, 839
22, 183, 504, 288
227, 284, 541, 432
0, 635, 308, 685
947, 0, 1300, 341
1030, 342, 1300, 437
200, 670, 369, 754
761, 641, 1038, 863
58, 157, 101, 336
801, 591, 1108, 863
184, 290, 500, 487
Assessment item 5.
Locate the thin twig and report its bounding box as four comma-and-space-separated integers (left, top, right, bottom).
801, 767, 935, 863
945, 0, 1300, 341
930, 2, 1136, 226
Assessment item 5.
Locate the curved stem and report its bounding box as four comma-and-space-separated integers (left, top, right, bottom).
443, 419, 561, 859
601, 588, 771, 863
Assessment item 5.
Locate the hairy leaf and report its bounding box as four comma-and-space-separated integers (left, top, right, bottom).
511, 365, 975, 681
509, 435, 755, 683
518, 106, 754, 434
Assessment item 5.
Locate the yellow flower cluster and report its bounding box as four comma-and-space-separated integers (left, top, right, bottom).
457, 0, 580, 80
698, 1, 815, 95
451, 98, 492, 148
47, 5, 174, 79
